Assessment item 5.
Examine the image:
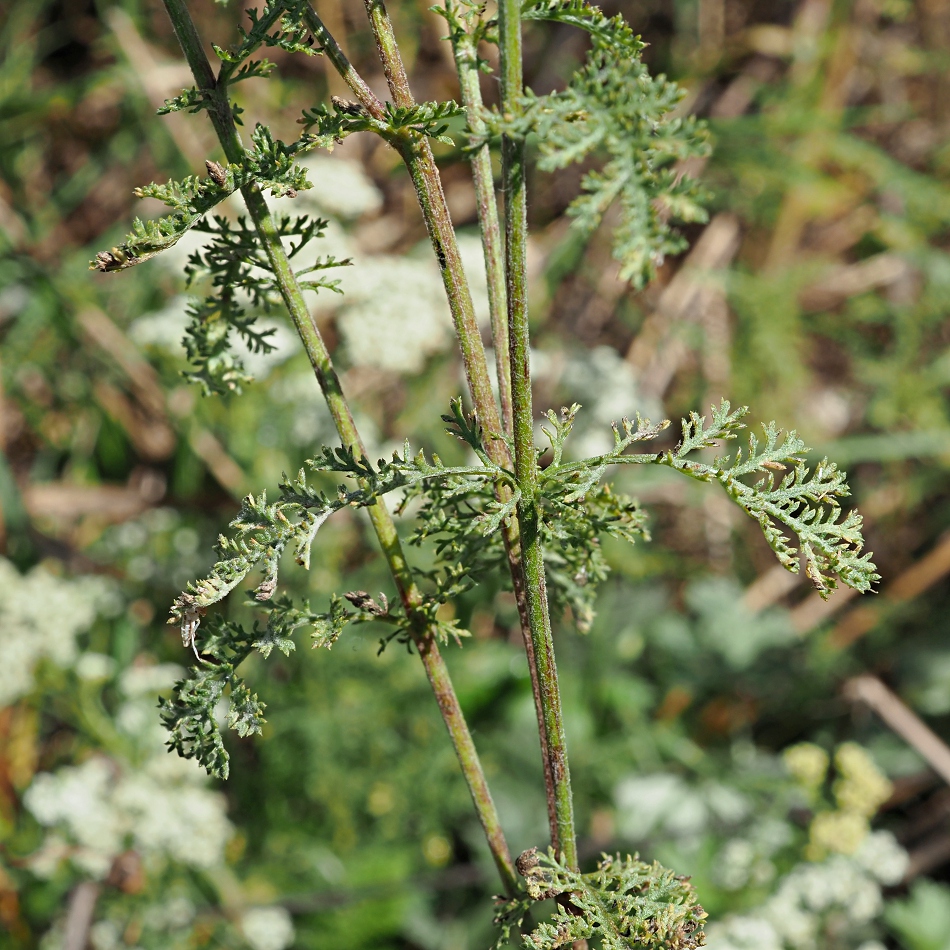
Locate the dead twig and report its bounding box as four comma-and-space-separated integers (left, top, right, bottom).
844, 675, 950, 787
63, 881, 100, 950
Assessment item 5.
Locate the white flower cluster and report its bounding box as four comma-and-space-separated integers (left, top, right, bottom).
325, 230, 491, 375
0, 557, 116, 707
717, 818, 793, 891
241, 906, 296, 950
334, 252, 455, 373
614, 772, 749, 842
293, 155, 492, 373
706, 832, 908, 950
298, 153, 384, 220
23, 663, 232, 880
129, 298, 299, 383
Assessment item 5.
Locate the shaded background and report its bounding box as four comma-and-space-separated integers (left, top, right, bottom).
2, 0, 950, 947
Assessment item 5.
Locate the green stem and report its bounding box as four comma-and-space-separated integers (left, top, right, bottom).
498, 0, 577, 868
354, 0, 563, 851
358, 0, 507, 462
161, 0, 516, 895
440, 1, 559, 850
301, 6, 386, 120
444, 12, 512, 437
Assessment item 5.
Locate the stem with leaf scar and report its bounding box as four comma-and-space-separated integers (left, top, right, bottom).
160, 0, 517, 896
314, 0, 564, 849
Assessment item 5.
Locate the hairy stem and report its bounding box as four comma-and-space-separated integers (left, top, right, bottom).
353, 0, 562, 849
357, 0, 506, 460
161, 0, 516, 894
446, 13, 512, 437
301, 5, 385, 120
498, 0, 577, 867
441, 1, 559, 851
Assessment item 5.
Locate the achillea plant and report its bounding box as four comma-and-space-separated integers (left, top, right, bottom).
94, 0, 878, 941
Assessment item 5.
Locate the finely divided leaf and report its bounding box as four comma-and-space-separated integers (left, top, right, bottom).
91, 124, 313, 273
498, 849, 706, 949
493, 0, 709, 286
658, 401, 878, 597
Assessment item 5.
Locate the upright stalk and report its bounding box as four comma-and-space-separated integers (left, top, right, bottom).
498, 0, 578, 868
356, 0, 503, 457
309, 0, 510, 438
447, 13, 512, 437
161, 0, 516, 895
345, 0, 562, 847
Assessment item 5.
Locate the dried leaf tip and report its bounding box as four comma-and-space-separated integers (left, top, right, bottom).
91, 247, 133, 272
205, 160, 228, 187
330, 95, 365, 116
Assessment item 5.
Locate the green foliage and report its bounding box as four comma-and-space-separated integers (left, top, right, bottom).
158, 0, 309, 119
521, 0, 637, 46
384, 100, 467, 144
399, 402, 651, 630
168, 485, 334, 623
91, 124, 312, 273
213, 0, 317, 75
182, 212, 348, 394
157, 84, 210, 116
884, 880, 950, 950
491, 0, 710, 286
159, 643, 234, 778
654, 402, 879, 597
537, 402, 876, 598
496, 849, 706, 949
403, 399, 874, 638
160, 597, 328, 777
15, 0, 950, 943
432, 0, 497, 53
168, 422, 499, 676
226, 680, 267, 737
397, 401, 864, 651
299, 98, 467, 148
298, 101, 375, 148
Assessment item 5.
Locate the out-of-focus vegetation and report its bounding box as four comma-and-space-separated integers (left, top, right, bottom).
2, 0, 950, 947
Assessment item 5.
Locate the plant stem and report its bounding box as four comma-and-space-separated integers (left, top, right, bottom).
359, 0, 506, 461
498, 0, 578, 868
350, 0, 562, 850
441, 2, 559, 853
301, 6, 386, 120
445, 12, 512, 437
161, 0, 516, 895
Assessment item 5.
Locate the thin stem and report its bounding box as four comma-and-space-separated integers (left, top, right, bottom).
351, 0, 562, 849
498, 0, 577, 868
500, 522, 561, 845
398, 141, 506, 453
301, 6, 385, 120
355, 0, 507, 462
447, 14, 513, 437
440, 1, 558, 849
161, 0, 516, 895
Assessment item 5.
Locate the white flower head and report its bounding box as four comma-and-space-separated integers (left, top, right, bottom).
295, 154, 383, 220
706, 916, 782, 950
76, 653, 117, 682
0, 558, 115, 706
854, 830, 909, 886
241, 907, 295, 950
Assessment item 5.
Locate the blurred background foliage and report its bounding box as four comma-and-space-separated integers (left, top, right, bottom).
2, 0, 950, 947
